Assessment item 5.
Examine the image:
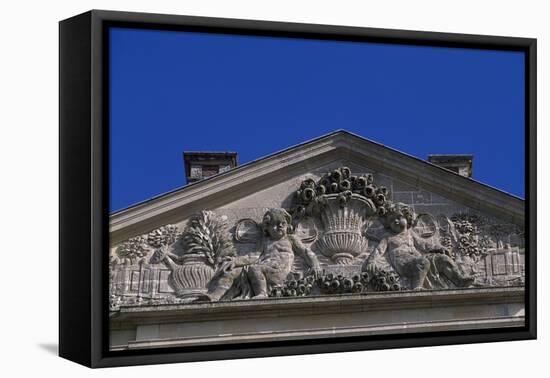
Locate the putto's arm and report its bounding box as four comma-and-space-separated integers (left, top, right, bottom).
412, 233, 447, 254
290, 235, 321, 275
363, 238, 388, 273
366, 238, 388, 264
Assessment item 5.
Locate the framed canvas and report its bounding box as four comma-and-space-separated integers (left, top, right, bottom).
59, 10, 536, 368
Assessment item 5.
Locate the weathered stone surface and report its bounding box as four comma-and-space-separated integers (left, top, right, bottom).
110, 287, 524, 350
110, 165, 524, 310
108, 131, 525, 350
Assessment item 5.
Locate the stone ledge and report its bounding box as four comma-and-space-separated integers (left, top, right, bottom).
111, 286, 524, 327
118, 316, 523, 351
110, 287, 524, 350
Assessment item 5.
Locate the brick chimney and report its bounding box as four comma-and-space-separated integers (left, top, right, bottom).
183, 151, 238, 184
427, 154, 473, 178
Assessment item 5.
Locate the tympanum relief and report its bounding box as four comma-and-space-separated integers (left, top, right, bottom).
110, 167, 525, 309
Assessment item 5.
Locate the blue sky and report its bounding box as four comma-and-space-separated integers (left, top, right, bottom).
110, 27, 525, 212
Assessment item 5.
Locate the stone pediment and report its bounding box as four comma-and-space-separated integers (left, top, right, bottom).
109, 130, 525, 350
110, 130, 523, 244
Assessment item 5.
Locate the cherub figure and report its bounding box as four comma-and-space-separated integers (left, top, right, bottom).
363, 203, 474, 290
203, 208, 322, 301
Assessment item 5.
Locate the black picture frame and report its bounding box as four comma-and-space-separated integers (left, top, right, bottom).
59, 9, 537, 368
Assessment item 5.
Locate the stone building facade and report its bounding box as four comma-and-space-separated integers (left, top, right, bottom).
109, 131, 525, 351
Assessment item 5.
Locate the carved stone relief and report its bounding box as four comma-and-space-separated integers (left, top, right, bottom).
110, 166, 525, 309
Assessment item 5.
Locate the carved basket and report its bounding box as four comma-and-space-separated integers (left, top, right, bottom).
316, 194, 377, 264
168, 254, 215, 298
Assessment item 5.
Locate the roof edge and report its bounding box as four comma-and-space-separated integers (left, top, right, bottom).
110, 130, 524, 240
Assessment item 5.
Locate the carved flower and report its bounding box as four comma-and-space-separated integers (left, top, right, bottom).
301, 178, 316, 189
376, 193, 386, 205
301, 187, 316, 202
115, 236, 149, 262
354, 176, 367, 189
363, 185, 375, 198
440, 237, 452, 247
147, 225, 179, 248
329, 169, 342, 181
366, 174, 374, 184
339, 179, 352, 191
292, 167, 391, 220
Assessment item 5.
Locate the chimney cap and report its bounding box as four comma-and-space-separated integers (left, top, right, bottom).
427, 154, 473, 178
183, 151, 238, 184
427, 153, 473, 160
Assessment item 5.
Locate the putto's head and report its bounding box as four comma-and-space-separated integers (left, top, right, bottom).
262, 209, 293, 240
383, 203, 415, 234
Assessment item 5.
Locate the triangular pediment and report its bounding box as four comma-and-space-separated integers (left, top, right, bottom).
110, 130, 523, 244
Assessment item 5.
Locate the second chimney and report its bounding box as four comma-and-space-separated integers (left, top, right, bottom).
427, 154, 473, 178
